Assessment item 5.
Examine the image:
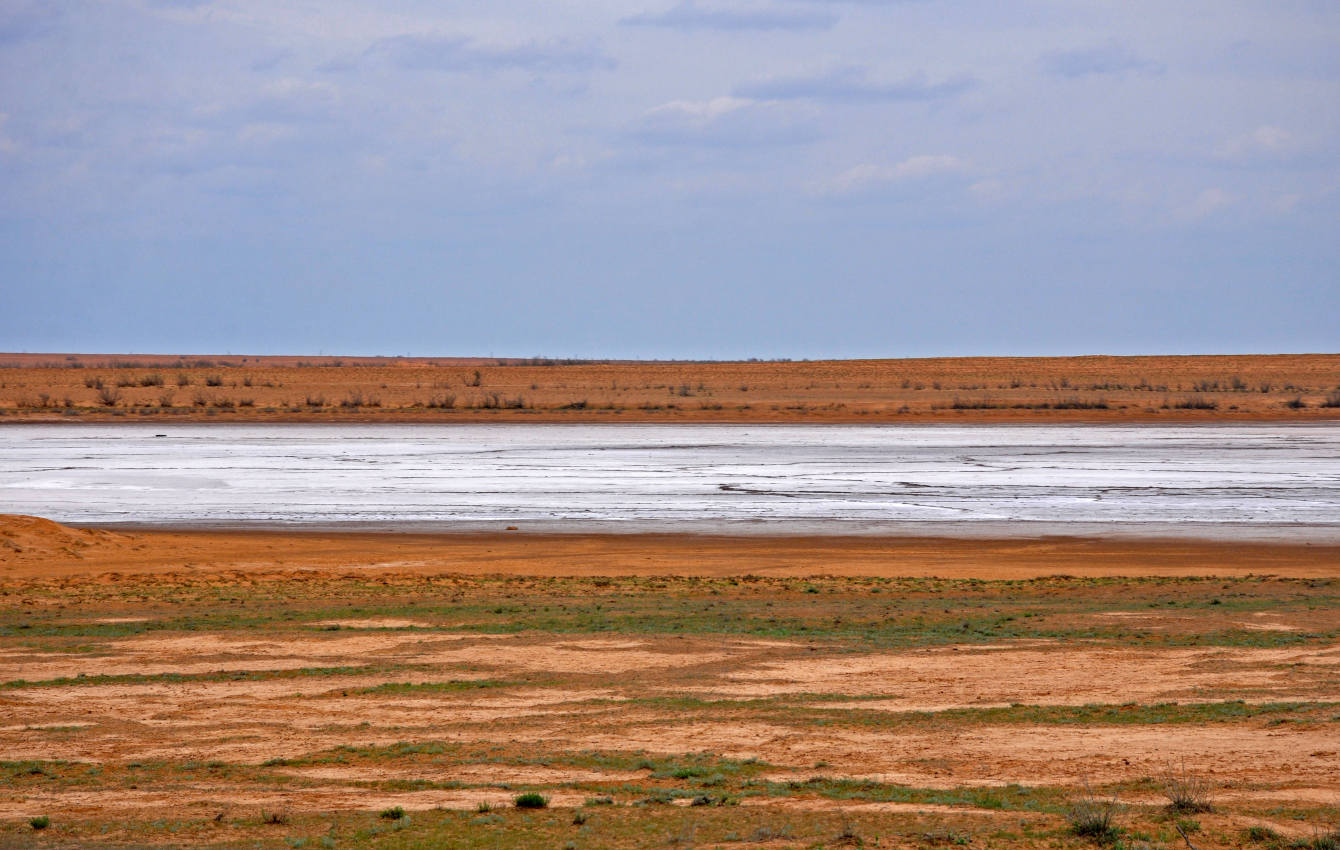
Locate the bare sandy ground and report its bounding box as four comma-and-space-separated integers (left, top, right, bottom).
4, 515, 1337, 581
2, 352, 1337, 423
1, 515, 1336, 843
2, 628, 1337, 810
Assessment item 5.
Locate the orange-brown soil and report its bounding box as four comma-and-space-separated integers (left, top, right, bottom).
3, 515, 1337, 582
1, 515, 1337, 846
1, 352, 1337, 423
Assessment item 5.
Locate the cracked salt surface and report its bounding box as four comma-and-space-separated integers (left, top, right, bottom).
1, 423, 1338, 540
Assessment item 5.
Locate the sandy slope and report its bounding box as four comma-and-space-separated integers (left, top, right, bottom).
3, 515, 1338, 581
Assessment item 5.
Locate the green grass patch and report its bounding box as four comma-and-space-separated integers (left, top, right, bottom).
351, 679, 512, 695
0, 664, 422, 690
607, 696, 1340, 732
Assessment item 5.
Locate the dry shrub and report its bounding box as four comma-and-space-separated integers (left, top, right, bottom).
1163, 762, 1213, 813
1066, 784, 1121, 843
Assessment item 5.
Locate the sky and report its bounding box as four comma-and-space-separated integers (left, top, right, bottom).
1, 0, 1337, 359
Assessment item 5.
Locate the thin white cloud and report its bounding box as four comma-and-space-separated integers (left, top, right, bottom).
367, 34, 615, 74
736, 66, 975, 102
631, 96, 818, 147
824, 154, 970, 193
621, 2, 838, 32
645, 96, 755, 121
1179, 187, 1234, 220
1215, 126, 1295, 161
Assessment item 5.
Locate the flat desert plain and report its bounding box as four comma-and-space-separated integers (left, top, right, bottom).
1, 353, 1338, 423
1, 516, 1338, 849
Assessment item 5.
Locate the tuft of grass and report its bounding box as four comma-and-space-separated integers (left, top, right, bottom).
1246, 826, 1281, 843
260, 809, 289, 825
1163, 763, 1213, 813
353, 679, 507, 695
514, 792, 548, 809
475, 801, 492, 813
1066, 786, 1121, 843
1302, 828, 1340, 850
379, 805, 405, 820
835, 815, 862, 844
1169, 395, 1217, 410
29, 815, 50, 830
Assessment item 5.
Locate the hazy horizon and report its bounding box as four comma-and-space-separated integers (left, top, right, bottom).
3, 350, 1337, 362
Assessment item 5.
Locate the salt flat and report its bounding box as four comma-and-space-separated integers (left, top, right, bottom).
2, 423, 1337, 538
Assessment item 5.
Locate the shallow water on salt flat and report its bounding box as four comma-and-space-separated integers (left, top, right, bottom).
1, 424, 1338, 540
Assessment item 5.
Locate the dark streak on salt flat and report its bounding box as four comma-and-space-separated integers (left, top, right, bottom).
1, 424, 1338, 541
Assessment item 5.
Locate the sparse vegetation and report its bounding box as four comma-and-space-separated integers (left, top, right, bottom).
0, 559, 1334, 848
1307, 828, 1340, 850
1066, 786, 1121, 843
3, 355, 1338, 421
1168, 396, 1217, 410
1163, 763, 1213, 813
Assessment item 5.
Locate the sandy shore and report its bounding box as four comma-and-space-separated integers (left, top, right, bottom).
4, 515, 1337, 581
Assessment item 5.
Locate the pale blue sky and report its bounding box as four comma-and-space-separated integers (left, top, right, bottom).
1, 1, 1337, 358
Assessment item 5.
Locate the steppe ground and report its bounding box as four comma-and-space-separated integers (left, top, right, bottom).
1, 516, 1337, 849
2, 353, 1338, 423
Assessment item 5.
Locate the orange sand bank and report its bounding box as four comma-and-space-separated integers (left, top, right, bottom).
3, 515, 1335, 582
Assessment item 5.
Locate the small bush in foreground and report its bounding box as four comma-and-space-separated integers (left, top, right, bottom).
1066, 787, 1120, 843
379, 806, 405, 820
29, 815, 49, 830
1301, 828, 1340, 850
1163, 763, 1213, 813
260, 810, 289, 825
514, 792, 548, 809
1246, 826, 1280, 843
1169, 396, 1217, 410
